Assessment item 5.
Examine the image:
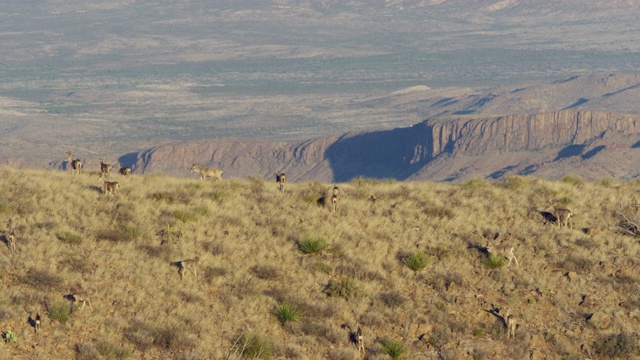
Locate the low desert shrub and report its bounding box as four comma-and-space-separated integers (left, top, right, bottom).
49, 301, 72, 323
275, 302, 303, 325
297, 234, 328, 254
380, 291, 406, 308
380, 338, 406, 359
235, 332, 273, 359
324, 277, 360, 301
484, 254, 505, 269
404, 251, 428, 272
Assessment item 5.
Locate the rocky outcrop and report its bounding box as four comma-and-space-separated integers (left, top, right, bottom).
429, 110, 640, 157
133, 109, 640, 182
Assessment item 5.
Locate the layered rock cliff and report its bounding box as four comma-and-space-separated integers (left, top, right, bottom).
132, 109, 640, 182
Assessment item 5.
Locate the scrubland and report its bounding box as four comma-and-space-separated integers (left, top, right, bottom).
0, 167, 639, 359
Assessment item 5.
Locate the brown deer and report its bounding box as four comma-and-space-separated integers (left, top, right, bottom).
118, 164, 131, 177
99, 158, 112, 180
99, 179, 120, 195
190, 163, 223, 181
275, 172, 286, 192
172, 256, 200, 280
65, 152, 83, 175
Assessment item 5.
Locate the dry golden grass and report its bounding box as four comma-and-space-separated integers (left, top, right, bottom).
0, 169, 639, 359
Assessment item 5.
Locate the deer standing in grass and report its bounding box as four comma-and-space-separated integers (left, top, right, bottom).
504, 308, 517, 339
99, 158, 112, 180
331, 186, 340, 212
6, 230, 16, 252
99, 179, 120, 195
552, 207, 574, 229
342, 323, 365, 358
64, 293, 93, 310
65, 152, 83, 175
485, 240, 519, 267
190, 163, 223, 181
275, 172, 286, 192
34, 313, 41, 334
172, 256, 200, 280
118, 164, 131, 177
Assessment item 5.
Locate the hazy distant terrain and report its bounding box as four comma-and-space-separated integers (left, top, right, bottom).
2, 0, 640, 168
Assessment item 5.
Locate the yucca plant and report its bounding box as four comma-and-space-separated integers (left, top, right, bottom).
297, 234, 328, 254
275, 302, 302, 325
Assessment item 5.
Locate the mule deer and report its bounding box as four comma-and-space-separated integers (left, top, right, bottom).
552, 207, 573, 229
504, 308, 517, 338
172, 256, 200, 280
341, 323, 365, 358
118, 164, 131, 177
35, 313, 41, 334
65, 152, 82, 175
485, 242, 519, 267
6, 230, 16, 252
190, 163, 223, 181
64, 293, 93, 310
99, 179, 120, 195
99, 158, 112, 180
275, 172, 286, 192
331, 186, 340, 212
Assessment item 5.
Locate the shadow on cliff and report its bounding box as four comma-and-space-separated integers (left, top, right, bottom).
324, 123, 436, 182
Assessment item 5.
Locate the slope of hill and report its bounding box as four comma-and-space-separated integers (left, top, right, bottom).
0, 168, 639, 359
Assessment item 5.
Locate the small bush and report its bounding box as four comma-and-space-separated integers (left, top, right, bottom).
49, 301, 72, 323
380, 338, 406, 359
297, 234, 328, 254
473, 328, 485, 336
594, 332, 638, 359
324, 277, 360, 301
380, 291, 406, 308
2, 329, 17, 343
404, 251, 428, 272
56, 231, 82, 245
235, 332, 273, 359
484, 254, 506, 269
95, 340, 133, 359
275, 302, 303, 325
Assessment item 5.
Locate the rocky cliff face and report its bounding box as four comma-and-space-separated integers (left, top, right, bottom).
133, 109, 640, 182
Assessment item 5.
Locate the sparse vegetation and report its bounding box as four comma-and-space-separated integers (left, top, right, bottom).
0, 168, 639, 359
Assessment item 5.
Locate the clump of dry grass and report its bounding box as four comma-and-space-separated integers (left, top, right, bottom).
0, 167, 639, 359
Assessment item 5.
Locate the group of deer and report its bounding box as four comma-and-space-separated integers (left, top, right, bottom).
478, 203, 573, 339
64, 152, 132, 195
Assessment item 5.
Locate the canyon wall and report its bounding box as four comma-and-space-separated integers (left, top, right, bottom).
133, 110, 640, 181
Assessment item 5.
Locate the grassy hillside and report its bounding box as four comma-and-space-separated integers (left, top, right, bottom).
0, 167, 639, 359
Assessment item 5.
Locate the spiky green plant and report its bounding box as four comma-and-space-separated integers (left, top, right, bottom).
297, 234, 327, 254
275, 302, 302, 325
380, 338, 406, 359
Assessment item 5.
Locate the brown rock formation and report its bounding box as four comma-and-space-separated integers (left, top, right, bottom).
132, 109, 640, 182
